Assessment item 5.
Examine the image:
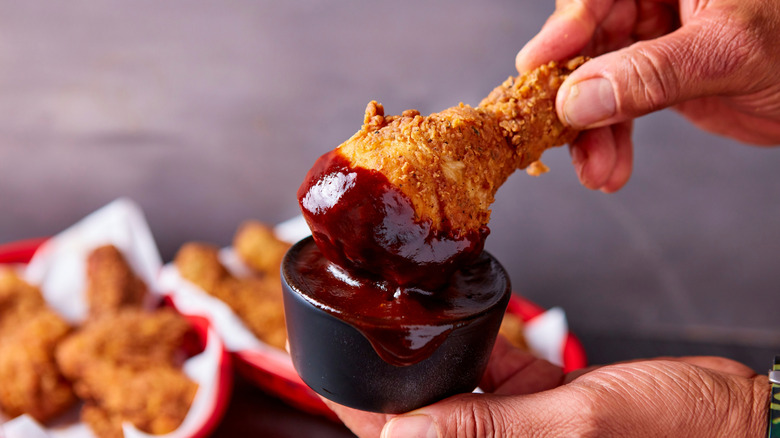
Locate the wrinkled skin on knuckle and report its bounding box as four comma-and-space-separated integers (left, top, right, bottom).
555, 384, 612, 438
621, 45, 679, 113
438, 394, 506, 438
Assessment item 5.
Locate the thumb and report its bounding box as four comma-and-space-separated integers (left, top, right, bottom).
557, 11, 758, 128
379, 392, 562, 438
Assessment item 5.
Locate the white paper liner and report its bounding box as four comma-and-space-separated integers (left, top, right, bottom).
524, 307, 567, 367
25, 198, 162, 324
0, 198, 227, 438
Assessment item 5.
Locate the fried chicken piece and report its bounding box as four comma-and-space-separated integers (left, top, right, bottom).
174, 242, 287, 349
0, 269, 46, 338
233, 220, 291, 277
299, 58, 585, 287
173, 242, 230, 293
215, 276, 287, 349
55, 308, 191, 380
78, 365, 197, 437
85, 245, 147, 318
0, 309, 77, 422
55, 308, 195, 437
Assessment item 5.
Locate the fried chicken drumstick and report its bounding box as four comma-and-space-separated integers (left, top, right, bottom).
298, 58, 585, 288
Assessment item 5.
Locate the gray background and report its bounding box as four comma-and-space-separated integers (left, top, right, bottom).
1, 1, 778, 373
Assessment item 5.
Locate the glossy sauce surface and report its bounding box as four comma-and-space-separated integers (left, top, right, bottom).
297, 150, 487, 290
286, 238, 509, 366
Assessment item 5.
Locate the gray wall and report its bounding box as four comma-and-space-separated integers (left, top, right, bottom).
1, 1, 778, 369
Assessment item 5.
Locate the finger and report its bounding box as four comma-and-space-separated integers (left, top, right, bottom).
516, 0, 616, 72
564, 364, 603, 383
557, 11, 759, 129
673, 356, 758, 378
381, 392, 563, 438
320, 397, 392, 438
569, 126, 617, 190
587, 0, 638, 55
633, 0, 679, 40
600, 120, 634, 193
480, 336, 564, 395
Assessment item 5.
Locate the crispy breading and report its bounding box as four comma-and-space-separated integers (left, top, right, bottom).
0, 309, 76, 422
174, 240, 288, 350
215, 276, 287, 349
55, 308, 196, 437
55, 308, 190, 381
0, 269, 46, 338
86, 245, 147, 318
81, 402, 125, 438
338, 57, 585, 233
173, 242, 230, 293
78, 365, 197, 437
233, 220, 291, 277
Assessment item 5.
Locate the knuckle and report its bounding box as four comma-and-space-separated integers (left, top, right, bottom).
448, 396, 501, 438
622, 46, 678, 113
455, 397, 497, 438
563, 385, 608, 437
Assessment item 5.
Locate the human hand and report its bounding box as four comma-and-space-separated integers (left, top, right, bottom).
517, 0, 780, 193
325, 336, 769, 437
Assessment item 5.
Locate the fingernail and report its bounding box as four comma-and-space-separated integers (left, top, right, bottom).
563, 77, 616, 127
382, 414, 438, 438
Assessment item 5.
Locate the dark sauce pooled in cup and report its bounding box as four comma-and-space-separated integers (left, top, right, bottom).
286, 239, 509, 366
296, 149, 506, 366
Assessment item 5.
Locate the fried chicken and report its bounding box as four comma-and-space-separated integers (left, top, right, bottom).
299, 58, 585, 287
0, 268, 47, 338
233, 220, 291, 277
55, 308, 191, 379
216, 276, 287, 349
174, 240, 287, 350
173, 242, 231, 293
85, 245, 147, 318
0, 308, 77, 423
79, 366, 197, 438
55, 308, 196, 437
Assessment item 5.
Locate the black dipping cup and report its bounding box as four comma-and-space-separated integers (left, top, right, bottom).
281, 236, 511, 414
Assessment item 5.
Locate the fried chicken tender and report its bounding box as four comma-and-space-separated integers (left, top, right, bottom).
0, 308, 77, 422
55, 308, 195, 437
216, 276, 287, 349
0, 268, 46, 338
86, 245, 147, 318
233, 220, 291, 277
55, 308, 191, 380
174, 241, 287, 349
173, 242, 230, 293
78, 366, 197, 438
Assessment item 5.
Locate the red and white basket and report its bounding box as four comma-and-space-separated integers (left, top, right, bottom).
0, 200, 232, 438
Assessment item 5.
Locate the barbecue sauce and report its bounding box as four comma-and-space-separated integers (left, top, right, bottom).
296, 149, 504, 366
